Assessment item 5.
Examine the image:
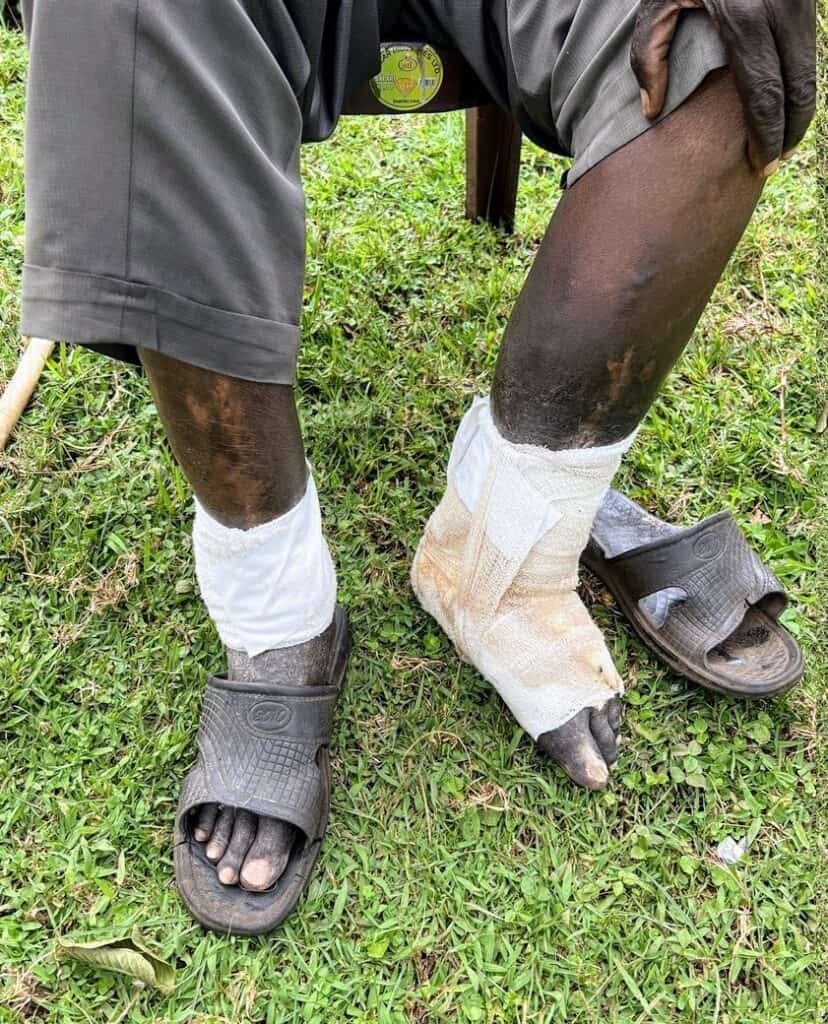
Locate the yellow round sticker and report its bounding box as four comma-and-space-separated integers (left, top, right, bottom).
369, 44, 443, 111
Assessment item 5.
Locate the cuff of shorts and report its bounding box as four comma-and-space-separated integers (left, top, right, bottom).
566, 26, 727, 188
21, 264, 300, 384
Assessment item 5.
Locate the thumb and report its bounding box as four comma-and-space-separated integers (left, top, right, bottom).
631, 0, 685, 119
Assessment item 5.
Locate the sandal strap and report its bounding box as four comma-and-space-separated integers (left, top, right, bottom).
205, 676, 340, 739
608, 512, 787, 657
178, 679, 340, 840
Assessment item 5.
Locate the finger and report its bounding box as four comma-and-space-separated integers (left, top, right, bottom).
205, 805, 234, 863
240, 818, 296, 892
772, 4, 817, 155
216, 810, 257, 886
720, 15, 785, 171
631, 1, 692, 119
193, 803, 218, 843
538, 709, 610, 791
781, 78, 815, 158
590, 707, 619, 767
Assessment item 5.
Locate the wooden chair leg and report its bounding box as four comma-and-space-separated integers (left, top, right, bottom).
1, 1, 22, 29
465, 105, 522, 232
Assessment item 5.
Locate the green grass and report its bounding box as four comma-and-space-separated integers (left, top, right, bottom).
1, 25, 826, 1024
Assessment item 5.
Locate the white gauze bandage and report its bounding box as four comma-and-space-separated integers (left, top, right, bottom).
412, 396, 635, 739
192, 468, 336, 656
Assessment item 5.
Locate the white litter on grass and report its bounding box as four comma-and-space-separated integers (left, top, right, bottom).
716, 836, 749, 864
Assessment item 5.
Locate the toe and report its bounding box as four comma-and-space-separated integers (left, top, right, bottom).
205, 805, 234, 863
216, 809, 257, 886
589, 706, 618, 767
537, 708, 610, 790
194, 803, 218, 843
240, 817, 296, 892
606, 696, 623, 734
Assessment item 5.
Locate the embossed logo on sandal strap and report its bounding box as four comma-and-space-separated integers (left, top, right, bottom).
247, 700, 293, 733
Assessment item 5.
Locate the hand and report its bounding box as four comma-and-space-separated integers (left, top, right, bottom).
630, 0, 816, 174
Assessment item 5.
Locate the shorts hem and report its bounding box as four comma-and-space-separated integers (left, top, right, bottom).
566, 29, 728, 187
21, 264, 300, 384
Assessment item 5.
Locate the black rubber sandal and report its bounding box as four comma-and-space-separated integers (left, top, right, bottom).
582, 491, 803, 697
174, 606, 350, 935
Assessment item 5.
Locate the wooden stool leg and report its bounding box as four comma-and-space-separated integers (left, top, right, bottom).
465, 105, 522, 232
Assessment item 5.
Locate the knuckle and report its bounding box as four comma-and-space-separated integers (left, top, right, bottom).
747, 78, 784, 127
726, 0, 763, 30
787, 71, 817, 114
632, 0, 661, 35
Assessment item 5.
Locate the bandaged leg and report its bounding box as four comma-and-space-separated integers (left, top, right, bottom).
138, 349, 340, 898
412, 397, 634, 783
193, 467, 337, 656
190, 464, 338, 890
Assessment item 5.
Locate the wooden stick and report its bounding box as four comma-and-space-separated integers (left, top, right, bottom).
0, 337, 54, 451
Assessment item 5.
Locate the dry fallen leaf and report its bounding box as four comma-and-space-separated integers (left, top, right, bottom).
55, 927, 174, 995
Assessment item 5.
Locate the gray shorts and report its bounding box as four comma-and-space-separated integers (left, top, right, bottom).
20, 0, 725, 383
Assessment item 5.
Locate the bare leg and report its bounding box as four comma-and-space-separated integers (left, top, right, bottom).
139, 351, 307, 527
491, 70, 764, 784
492, 70, 762, 447
140, 349, 334, 890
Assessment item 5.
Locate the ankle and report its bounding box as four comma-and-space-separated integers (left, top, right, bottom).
193, 466, 337, 657
226, 615, 338, 684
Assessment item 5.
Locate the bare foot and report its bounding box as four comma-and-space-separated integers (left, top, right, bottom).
191, 618, 337, 891
537, 697, 622, 790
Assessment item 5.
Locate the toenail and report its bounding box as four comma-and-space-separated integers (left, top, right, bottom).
242, 859, 271, 887
206, 844, 222, 861
194, 828, 208, 842
218, 866, 237, 885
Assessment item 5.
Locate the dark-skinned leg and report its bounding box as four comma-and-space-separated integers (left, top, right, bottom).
139, 351, 308, 527
139, 349, 336, 890
490, 70, 764, 786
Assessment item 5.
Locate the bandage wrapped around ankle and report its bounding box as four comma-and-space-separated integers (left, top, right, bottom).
193, 468, 336, 656
412, 397, 635, 738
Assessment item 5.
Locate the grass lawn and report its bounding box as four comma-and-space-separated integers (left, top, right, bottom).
1, 24, 826, 1024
